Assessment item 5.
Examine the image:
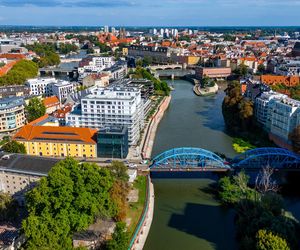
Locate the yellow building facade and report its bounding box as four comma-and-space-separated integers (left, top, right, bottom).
14, 125, 97, 158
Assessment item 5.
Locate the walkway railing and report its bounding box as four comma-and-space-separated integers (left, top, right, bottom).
128, 175, 150, 250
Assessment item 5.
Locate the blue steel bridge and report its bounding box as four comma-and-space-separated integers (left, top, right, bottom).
150, 147, 300, 172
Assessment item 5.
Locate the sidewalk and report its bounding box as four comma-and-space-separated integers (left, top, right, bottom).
131, 181, 155, 250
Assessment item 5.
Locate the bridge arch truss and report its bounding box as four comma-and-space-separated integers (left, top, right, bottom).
150, 147, 229, 170
231, 147, 300, 169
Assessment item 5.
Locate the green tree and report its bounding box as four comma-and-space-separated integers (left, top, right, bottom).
106, 222, 129, 250
26, 97, 46, 122
111, 161, 129, 183
22, 158, 122, 249
2, 140, 26, 154
257, 64, 266, 75
256, 230, 290, 250
234, 63, 249, 77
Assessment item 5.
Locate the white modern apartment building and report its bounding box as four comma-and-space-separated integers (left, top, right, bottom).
66, 85, 144, 145
255, 91, 287, 129
51, 80, 75, 103
269, 98, 300, 142
78, 56, 115, 75
26, 78, 75, 103
26, 77, 55, 96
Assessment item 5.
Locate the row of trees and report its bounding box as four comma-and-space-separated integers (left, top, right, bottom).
26, 43, 60, 68
57, 43, 78, 54
22, 158, 130, 249
218, 170, 300, 250
131, 67, 170, 96
0, 60, 38, 85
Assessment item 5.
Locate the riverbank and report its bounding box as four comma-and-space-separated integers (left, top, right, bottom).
129, 176, 154, 250
141, 96, 171, 159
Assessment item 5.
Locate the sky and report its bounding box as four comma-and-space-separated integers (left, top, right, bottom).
0, 0, 300, 26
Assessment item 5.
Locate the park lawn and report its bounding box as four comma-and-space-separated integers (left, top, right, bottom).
126, 175, 147, 238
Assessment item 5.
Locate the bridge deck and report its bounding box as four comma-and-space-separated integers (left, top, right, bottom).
150, 168, 229, 172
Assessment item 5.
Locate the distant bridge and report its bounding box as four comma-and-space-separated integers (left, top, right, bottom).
39, 67, 78, 78
148, 64, 185, 71
150, 147, 300, 172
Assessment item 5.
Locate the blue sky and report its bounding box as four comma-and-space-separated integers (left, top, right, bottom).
0, 0, 299, 26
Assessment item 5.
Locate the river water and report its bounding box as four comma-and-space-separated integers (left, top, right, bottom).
144, 79, 238, 250
144, 79, 300, 250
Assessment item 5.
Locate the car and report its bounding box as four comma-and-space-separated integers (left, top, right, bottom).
140, 160, 148, 164
105, 159, 112, 163
128, 163, 137, 168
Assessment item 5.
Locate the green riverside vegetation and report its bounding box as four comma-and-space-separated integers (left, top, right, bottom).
218, 171, 300, 250
26, 43, 60, 67
2, 140, 26, 154
0, 60, 38, 85
130, 67, 170, 96
22, 158, 130, 250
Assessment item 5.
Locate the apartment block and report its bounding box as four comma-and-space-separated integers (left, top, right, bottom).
0, 97, 25, 133
66, 85, 144, 145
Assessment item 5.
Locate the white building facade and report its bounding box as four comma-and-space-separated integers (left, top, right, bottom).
66, 85, 144, 145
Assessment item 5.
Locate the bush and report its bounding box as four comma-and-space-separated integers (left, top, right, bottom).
2, 140, 26, 154
256, 230, 290, 250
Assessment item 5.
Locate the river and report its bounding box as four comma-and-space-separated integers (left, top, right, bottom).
144, 79, 238, 250
144, 79, 300, 250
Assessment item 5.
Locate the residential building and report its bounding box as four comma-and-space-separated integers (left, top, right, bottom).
0, 85, 30, 99
51, 80, 75, 103
269, 98, 300, 144
43, 96, 60, 114
292, 42, 300, 57
97, 126, 129, 159
66, 85, 144, 145
78, 56, 115, 75
0, 97, 25, 133
255, 91, 287, 128
26, 77, 55, 96
195, 66, 232, 79
14, 125, 97, 158
82, 73, 110, 88
261, 75, 299, 87
26, 78, 75, 103
102, 60, 128, 80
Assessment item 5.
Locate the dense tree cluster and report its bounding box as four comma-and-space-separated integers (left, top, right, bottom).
106, 222, 130, 250
2, 140, 26, 154
222, 81, 253, 132
271, 84, 300, 101
218, 172, 300, 250
25, 97, 46, 122
233, 64, 249, 77
57, 43, 78, 54
131, 67, 170, 96
0, 60, 38, 86
22, 158, 129, 249
26, 43, 60, 67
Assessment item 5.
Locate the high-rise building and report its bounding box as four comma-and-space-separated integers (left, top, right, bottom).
104, 25, 109, 33
66, 85, 144, 145
111, 27, 116, 35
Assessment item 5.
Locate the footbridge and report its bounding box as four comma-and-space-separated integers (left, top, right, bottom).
150, 147, 300, 172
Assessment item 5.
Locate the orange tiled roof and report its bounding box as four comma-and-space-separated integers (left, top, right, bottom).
14, 125, 97, 144
27, 114, 50, 126
261, 75, 300, 87
43, 96, 60, 108
53, 105, 72, 118
0, 54, 26, 60
0, 60, 18, 77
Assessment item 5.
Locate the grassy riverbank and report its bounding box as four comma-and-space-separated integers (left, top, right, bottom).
127, 175, 147, 238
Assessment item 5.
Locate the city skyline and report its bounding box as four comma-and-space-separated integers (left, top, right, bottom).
0, 0, 300, 26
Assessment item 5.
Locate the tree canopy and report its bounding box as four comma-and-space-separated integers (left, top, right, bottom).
0, 60, 38, 86
25, 97, 46, 123
222, 81, 253, 132
256, 230, 290, 250
26, 43, 60, 67
2, 140, 26, 154
22, 158, 129, 249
